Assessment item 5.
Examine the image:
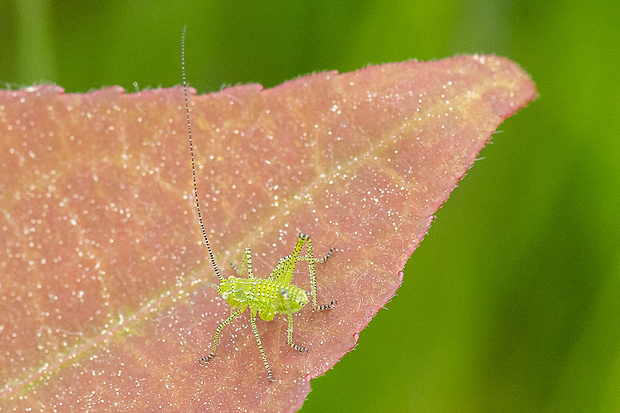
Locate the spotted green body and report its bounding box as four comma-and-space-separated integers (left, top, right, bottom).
220, 277, 309, 320
182, 28, 335, 382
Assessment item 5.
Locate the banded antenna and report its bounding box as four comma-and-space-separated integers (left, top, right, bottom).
181, 26, 224, 283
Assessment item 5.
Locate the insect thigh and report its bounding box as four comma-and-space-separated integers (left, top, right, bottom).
269, 233, 337, 311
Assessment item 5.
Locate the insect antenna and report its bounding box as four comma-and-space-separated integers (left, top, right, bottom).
182, 26, 224, 283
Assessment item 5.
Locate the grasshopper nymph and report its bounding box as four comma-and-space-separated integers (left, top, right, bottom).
181, 27, 336, 382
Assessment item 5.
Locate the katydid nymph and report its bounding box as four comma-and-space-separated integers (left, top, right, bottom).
181, 27, 336, 383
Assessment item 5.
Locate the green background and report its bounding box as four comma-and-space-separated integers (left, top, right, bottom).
2, 1, 618, 411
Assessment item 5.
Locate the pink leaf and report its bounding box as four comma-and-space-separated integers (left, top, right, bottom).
0, 55, 536, 411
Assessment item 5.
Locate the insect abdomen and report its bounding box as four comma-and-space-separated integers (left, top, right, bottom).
226, 278, 307, 320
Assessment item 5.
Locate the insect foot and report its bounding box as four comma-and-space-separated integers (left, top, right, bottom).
197, 354, 214, 365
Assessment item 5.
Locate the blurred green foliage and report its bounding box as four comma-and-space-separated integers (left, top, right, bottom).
2, 1, 618, 411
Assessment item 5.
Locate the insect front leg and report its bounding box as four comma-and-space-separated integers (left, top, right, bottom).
229, 261, 240, 275
249, 311, 274, 382
190, 283, 221, 306
198, 307, 244, 365
229, 248, 254, 277
297, 233, 337, 311
287, 314, 308, 352
241, 247, 255, 279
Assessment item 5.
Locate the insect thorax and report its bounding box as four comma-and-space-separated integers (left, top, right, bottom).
219, 277, 309, 320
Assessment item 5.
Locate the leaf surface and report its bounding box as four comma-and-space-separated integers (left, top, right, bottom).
0, 56, 536, 412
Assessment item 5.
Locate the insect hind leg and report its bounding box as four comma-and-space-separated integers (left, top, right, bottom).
298, 246, 334, 263
297, 233, 337, 311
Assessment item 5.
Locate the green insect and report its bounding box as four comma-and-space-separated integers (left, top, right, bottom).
181, 28, 336, 382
